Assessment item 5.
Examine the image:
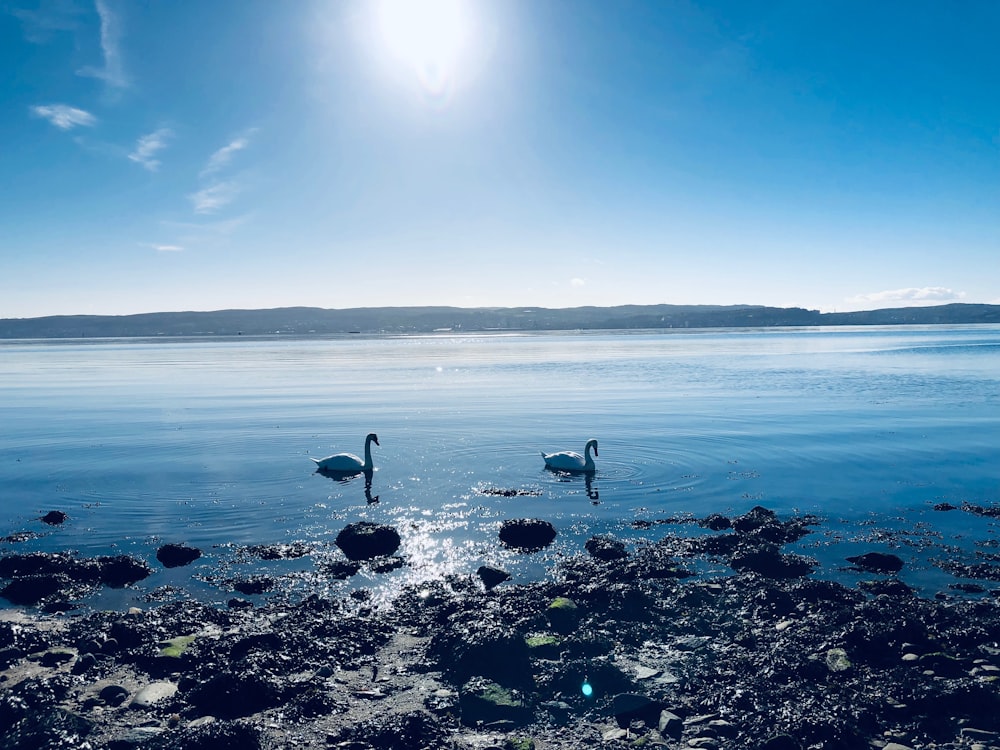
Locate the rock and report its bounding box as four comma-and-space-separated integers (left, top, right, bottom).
881, 744, 914, 750
546, 597, 579, 634
322, 560, 361, 579
231, 577, 273, 595
72, 652, 97, 674
1, 574, 68, 605
40, 511, 68, 525
335, 522, 401, 561
156, 543, 202, 568
476, 565, 511, 590
612, 692, 661, 727
708, 719, 737, 736
39, 649, 74, 667
825, 648, 852, 672
459, 677, 531, 726
700, 514, 731, 531
100, 684, 130, 707
499, 519, 556, 552
525, 634, 561, 660
130, 681, 178, 708
585, 536, 627, 561
158, 635, 196, 658
658, 709, 684, 739
846, 552, 904, 573
729, 546, 814, 578
98, 555, 152, 587
733, 506, 778, 533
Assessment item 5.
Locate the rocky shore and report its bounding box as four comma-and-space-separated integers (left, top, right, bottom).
2, 506, 999, 750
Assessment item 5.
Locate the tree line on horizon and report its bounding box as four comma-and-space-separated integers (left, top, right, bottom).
2, 303, 999, 338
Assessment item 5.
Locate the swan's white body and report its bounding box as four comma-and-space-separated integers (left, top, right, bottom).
542, 438, 598, 472
312, 433, 379, 472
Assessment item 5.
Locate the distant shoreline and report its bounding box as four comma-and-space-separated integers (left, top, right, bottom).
2, 302, 999, 339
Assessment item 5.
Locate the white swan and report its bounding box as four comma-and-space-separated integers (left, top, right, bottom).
542, 438, 598, 472
311, 433, 379, 473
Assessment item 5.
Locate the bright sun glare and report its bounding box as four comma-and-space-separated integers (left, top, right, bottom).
374, 0, 473, 98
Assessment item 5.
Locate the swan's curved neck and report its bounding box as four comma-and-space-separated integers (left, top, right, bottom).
363, 435, 374, 469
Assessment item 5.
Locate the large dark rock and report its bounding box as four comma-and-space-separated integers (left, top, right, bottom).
335, 522, 401, 561
499, 519, 556, 552
156, 544, 202, 568
1, 575, 70, 606
98, 556, 151, 587
846, 552, 904, 573
585, 536, 627, 561
0, 552, 98, 581
729, 546, 814, 578
476, 565, 511, 590
40, 511, 68, 526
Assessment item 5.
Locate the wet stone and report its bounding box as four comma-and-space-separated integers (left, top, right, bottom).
156, 543, 202, 568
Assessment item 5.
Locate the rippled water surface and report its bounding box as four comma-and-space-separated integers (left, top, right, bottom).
2, 325, 999, 606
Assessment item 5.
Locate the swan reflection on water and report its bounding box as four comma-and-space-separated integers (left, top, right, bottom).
544, 465, 600, 503
316, 466, 379, 504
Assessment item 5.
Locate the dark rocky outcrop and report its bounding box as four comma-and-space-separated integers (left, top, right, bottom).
0, 507, 998, 750
476, 565, 511, 590
499, 519, 557, 552
156, 544, 202, 568
584, 536, 627, 561
334, 522, 401, 561
847, 551, 904, 573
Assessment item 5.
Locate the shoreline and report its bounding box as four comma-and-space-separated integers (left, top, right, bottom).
2, 506, 1000, 750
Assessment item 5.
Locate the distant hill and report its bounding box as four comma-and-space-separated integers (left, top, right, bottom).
2, 303, 999, 339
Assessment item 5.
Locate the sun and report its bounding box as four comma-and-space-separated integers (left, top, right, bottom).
373, 0, 474, 99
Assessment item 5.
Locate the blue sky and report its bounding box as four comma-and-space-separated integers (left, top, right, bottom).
2, 0, 998, 318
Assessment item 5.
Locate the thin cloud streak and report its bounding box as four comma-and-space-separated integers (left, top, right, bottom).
200, 130, 256, 178
12, 4, 84, 43
141, 243, 184, 252
189, 181, 241, 214
76, 0, 128, 89
849, 287, 967, 307
128, 128, 173, 171
31, 104, 97, 129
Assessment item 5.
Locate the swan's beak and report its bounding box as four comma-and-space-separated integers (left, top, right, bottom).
594, 448, 599, 456
373, 436, 380, 446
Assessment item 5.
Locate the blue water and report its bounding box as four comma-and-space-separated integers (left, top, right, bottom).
1, 325, 999, 607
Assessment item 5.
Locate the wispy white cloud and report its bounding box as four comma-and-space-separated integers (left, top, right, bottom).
141, 243, 184, 252
189, 181, 242, 214
187, 129, 258, 214
31, 103, 97, 129
77, 0, 128, 90
128, 128, 173, 171
12, 2, 84, 43
200, 129, 257, 178
570, 277, 586, 288
848, 286, 967, 308
161, 215, 251, 248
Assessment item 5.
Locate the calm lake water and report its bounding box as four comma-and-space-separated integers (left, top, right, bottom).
1, 325, 999, 608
